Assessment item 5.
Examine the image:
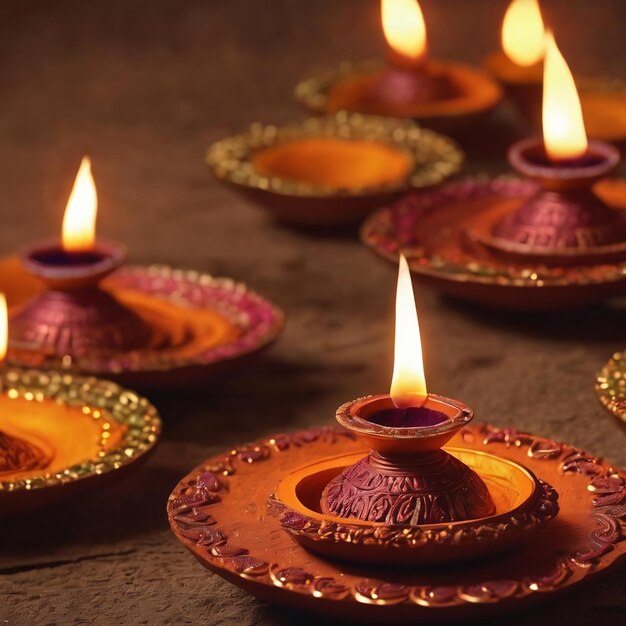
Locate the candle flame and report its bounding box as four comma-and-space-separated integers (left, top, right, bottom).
502, 0, 545, 67
381, 0, 427, 63
543, 31, 588, 161
62, 156, 97, 252
0, 293, 7, 362
390, 254, 427, 409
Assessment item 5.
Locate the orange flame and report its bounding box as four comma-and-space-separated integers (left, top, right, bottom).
390, 254, 427, 409
62, 157, 97, 252
502, 0, 545, 67
381, 0, 427, 64
542, 31, 588, 161
0, 293, 7, 361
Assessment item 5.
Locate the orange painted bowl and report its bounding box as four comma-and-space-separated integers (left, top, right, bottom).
0, 366, 160, 516
295, 60, 502, 133
206, 112, 463, 228
272, 446, 557, 566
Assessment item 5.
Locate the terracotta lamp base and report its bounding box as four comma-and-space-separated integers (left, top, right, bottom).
11, 241, 154, 357
295, 60, 502, 131
0, 430, 51, 475
320, 394, 494, 524
337, 64, 458, 116
481, 138, 626, 266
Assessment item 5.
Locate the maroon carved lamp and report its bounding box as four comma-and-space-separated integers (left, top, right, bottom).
295, 0, 502, 129
320, 255, 495, 524
357, 0, 455, 114
478, 32, 626, 266
9, 157, 154, 359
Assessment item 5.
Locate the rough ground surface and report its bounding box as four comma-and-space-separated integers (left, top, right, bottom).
1, 1, 626, 624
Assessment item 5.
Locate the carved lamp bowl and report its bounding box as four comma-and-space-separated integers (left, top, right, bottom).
320, 394, 495, 525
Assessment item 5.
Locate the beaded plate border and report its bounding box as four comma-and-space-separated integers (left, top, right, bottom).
596, 350, 626, 424
168, 423, 626, 613
206, 111, 463, 198
360, 177, 626, 288
0, 366, 161, 493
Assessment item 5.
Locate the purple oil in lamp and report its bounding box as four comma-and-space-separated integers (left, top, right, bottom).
320, 255, 495, 525
485, 32, 626, 265
9, 157, 153, 358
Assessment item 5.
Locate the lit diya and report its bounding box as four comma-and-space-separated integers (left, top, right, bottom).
485, 0, 626, 143
0, 295, 161, 516
207, 112, 462, 228
362, 33, 626, 310
5, 158, 284, 388
168, 256, 626, 620
295, 0, 502, 130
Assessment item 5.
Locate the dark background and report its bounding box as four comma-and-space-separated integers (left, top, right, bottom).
1, 1, 626, 624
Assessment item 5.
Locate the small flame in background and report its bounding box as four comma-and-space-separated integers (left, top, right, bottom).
0, 293, 8, 361
542, 31, 588, 161
381, 0, 427, 63
390, 254, 427, 409
502, 0, 545, 67
62, 156, 98, 252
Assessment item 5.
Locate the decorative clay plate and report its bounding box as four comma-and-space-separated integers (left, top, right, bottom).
360, 177, 626, 310
168, 423, 626, 623
0, 257, 284, 389
0, 366, 160, 516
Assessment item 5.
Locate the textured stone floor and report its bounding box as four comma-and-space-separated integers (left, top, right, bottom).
1, 1, 626, 624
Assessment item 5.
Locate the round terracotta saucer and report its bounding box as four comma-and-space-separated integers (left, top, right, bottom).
0, 257, 284, 389
207, 112, 463, 227
294, 60, 502, 132
168, 423, 626, 623
360, 177, 626, 310
596, 351, 626, 425
0, 366, 160, 516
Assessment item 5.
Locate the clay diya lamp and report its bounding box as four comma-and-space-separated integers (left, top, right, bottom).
271, 256, 556, 566
0, 295, 161, 516
361, 34, 626, 310
5, 158, 284, 388
483, 0, 545, 124
485, 0, 626, 143
207, 112, 462, 228
319, 256, 495, 527
295, 0, 502, 132
10, 158, 154, 358
165, 258, 626, 623
596, 350, 626, 426
168, 257, 626, 618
